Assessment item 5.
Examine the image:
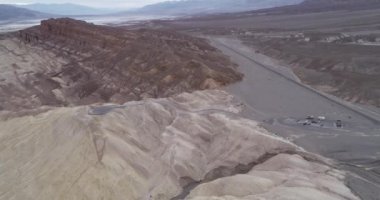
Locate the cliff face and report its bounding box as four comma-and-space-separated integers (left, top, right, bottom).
0, 90, 359, 200
0, 18, 242, 112
20, 18, 128, 49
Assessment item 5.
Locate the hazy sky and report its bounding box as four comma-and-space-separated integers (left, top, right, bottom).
0, 0, 169, 8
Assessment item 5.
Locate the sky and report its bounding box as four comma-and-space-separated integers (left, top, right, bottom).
0, 0, 170, 9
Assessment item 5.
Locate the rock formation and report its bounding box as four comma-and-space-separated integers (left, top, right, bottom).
0, 90, 359, 200
0, 18, 242, 112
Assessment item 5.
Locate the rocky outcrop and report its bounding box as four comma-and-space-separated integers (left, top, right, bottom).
0, 90, 359, 200
0, 18, 242, 112
19, 18, 126, 49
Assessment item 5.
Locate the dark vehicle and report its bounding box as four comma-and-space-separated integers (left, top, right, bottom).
311, 120, 318, 124
306, 116, 314, 120
297, 119, 311, 126
335, 120, 343, 128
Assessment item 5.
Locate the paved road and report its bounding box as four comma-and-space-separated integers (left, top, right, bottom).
209, 37, 380, 125
207, 36, 380, 200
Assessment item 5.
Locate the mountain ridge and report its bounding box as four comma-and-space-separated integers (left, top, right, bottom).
0, 18, 242, 111
125, 0, 303, 15
0, 4, 49, 21
18, 3, 122, 16
249, 0, 380, 14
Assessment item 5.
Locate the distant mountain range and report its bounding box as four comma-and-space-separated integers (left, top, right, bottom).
0, 3, 124, 21
130, 0, 304, 15
4, 0, 379, 22
246, 0, 380, 15
17, 3, 122, 16
0, 4, 49, 21
303, 0, 380, 4
1, 0, 306, 21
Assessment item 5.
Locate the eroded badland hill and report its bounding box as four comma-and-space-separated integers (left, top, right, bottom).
0, 18, 242, 112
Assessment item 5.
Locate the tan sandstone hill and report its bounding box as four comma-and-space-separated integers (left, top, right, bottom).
0, 90, 359, 200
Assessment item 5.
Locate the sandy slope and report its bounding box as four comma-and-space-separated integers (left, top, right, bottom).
0, 90, 358, 200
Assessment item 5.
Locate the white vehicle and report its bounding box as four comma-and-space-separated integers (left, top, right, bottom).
318, 116, 326, 120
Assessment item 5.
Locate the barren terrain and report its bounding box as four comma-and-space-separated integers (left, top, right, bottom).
0, 90, 359, 200
141, 3, 380, 199
158, 6, 380, 108
1, 1, 380, 199
0, 18, 242, 112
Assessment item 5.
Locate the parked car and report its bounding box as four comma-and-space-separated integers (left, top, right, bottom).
317, 116, 326, 121
297, 119, 311, 126
306, 116, 314, 120
335, 120, 343, 128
